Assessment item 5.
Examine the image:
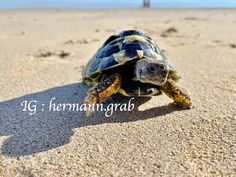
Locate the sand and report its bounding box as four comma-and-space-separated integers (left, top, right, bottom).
0, 9, 235, 176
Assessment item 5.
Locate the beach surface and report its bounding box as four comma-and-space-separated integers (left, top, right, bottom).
0, 9, 235, 176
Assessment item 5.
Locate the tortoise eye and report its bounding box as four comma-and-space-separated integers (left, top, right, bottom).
148, 66, 155, 72
149, 66, 155, 71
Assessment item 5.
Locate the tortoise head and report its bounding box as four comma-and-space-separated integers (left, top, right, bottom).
134, 58, 169, 86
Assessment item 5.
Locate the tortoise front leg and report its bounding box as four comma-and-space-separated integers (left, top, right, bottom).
160, 79, 193, 109
84, 73, 121, 116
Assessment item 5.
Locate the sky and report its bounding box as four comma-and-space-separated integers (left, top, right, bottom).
0, 0, 236, 9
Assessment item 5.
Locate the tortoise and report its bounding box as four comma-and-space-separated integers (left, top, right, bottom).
82, 30, 193, 116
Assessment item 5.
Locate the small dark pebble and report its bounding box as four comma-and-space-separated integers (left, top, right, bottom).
229, 43, 236, 48
65, 39, 89, 44
160, 34, 168, 38
34, 50, 70, 58
40, 52, 52, 58
160, 27, 178, 38
65, 40, 74, 44
59, 51, 70, 58
166, 27, 178, 33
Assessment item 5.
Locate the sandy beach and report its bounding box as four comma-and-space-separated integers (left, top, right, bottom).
0, 9, 236, 176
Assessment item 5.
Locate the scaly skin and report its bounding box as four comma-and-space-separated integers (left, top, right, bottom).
84, 73, 121, 116
160, 79, 193, 109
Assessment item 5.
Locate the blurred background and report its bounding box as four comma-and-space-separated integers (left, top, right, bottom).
0, 0, 236, 9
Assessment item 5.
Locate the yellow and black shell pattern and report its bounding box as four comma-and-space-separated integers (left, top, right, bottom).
82, 30, 169, 86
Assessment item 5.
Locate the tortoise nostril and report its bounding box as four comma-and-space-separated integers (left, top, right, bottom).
157, 64, 166, 71
160, 65, 165, 71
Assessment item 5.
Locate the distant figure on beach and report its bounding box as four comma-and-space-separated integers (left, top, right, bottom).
143, 0, 150, 7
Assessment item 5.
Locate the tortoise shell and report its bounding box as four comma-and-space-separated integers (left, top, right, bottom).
82, 30, 179, 95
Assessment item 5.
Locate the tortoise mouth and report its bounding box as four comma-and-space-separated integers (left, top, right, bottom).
139, 76, 168, 86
